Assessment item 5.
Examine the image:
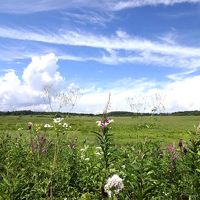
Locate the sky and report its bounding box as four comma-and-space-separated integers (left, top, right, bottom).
1, 0, 200, 113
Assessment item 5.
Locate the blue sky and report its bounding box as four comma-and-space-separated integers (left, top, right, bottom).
1, 0, 200, 113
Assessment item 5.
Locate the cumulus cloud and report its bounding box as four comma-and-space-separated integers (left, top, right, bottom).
0, 53, 200, 113
164, 75, 200, 111
0, 53, 64, 111
74, 76, 200, 114
22, 53, 63, 91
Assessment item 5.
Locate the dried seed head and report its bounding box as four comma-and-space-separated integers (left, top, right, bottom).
27, 122, 33, 130
178, 139, 183, 148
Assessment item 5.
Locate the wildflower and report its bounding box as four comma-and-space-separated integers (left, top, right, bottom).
95, 146, 103, 156
96, 152, 101, 156
30, 142, 37, 153
80, 148, 85, 152
122, 165, 126, 169
44, 124, 52, 128
96, 118, 114, 128
104, 174, 124, 197
38, 134, 46, 146
53, 118, 64, 124
62, 123, 69, 128
170, 155, 178, 161
85, 157, 90, 161
167, 144, 176, 153
27, 122, 33, 130
34, 124, 41, 133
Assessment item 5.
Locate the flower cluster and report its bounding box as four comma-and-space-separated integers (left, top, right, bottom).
53, 117, 64, 124
44, 124, 53, 128
63, 123, 70, 128
96, 118, 114, 128
104, 174, 124, 197
95, 146, 103, 156
80, 145, 90, 160
53, 118, 71, 129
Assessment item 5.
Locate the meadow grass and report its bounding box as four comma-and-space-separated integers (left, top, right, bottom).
0, 115, 199, 145
0, 114, 200, 199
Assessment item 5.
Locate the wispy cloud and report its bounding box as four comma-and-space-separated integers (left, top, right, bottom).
113, 0, 200, 11
1, 26, 200, 58
0, 0, 110, 14
0, 0, 200, 14
60, 10, 114, 27
1, 26, 200, 70
167, 69, 197, 80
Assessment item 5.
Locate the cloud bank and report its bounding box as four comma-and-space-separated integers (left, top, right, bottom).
0, 53, 200, 113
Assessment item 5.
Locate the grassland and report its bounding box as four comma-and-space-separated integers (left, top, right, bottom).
1, 114, 200, 199
0, 114, 199, 145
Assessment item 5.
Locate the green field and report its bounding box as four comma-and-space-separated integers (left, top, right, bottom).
0, 115, 199, 145
1, 114, 200, 199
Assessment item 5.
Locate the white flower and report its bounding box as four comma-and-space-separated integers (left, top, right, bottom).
80, 145, 88, 153
80, 145, 89, 159
85, 157, 90, 161
80, 148, 85, 152
104, 174, 124, 197
122, 165, 126, 169
95, 146, 103, 156
18, 128, 23, 131
53, 118, 64, 124
96, 120, 102, 127
44, 124, 52, 128
63, 123, 69, 128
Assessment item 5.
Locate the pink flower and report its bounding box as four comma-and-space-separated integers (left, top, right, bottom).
96, 118, 114, 128
167, 144, 176, 153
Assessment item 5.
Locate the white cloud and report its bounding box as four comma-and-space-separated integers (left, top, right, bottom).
0, 53, 64, 111
75, 75, 200, 114
1, 27, 200, 70
0, 0, 200, 13
60, 10, 114, 27
0, 53, 200, 113
1, 27, 200, 58
113, 0, 200, 11
164, 75, 200, 111
22, 53, 63, 91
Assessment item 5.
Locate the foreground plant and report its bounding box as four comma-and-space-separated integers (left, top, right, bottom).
95, 94, 114, 171
104, 174, 124, 199
47, 117, 71, 199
